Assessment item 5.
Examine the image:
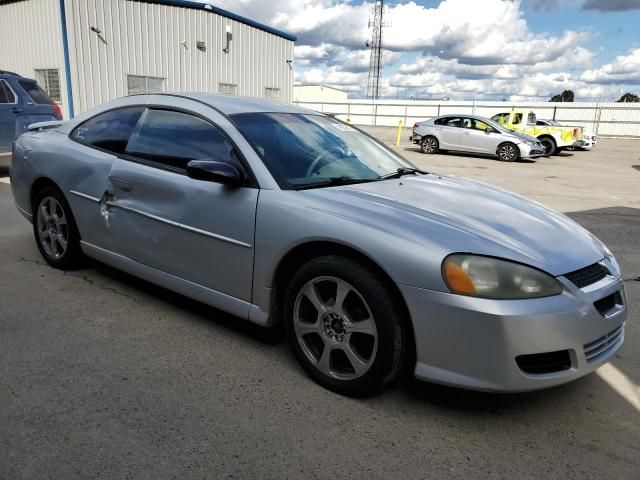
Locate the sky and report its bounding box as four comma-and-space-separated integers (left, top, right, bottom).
209, 0, 640, 100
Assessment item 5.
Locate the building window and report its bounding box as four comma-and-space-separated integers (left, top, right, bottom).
127, 75, 165, 95
34, 69, 61, 102
265, 87, 280, 101
218, 83, 237, 95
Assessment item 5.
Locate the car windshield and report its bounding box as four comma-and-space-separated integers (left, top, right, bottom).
230, 113, 416, 189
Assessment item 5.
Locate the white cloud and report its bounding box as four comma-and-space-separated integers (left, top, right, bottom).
199, 0, 638, 100
580, 48, 640, 84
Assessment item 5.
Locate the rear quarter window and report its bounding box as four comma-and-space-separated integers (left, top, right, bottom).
18, 80, 53, 104
71, 107, 145, 154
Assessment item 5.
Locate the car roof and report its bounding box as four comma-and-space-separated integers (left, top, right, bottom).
152, 92, 318, 116
0, 70, 21, 77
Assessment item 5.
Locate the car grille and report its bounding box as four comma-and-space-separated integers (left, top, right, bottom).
583, 324, 624, 364
516, 350, 572, 375
564, 262, 610, 289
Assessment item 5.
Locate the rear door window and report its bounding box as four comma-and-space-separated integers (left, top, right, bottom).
124, 109, 235, 171
443, 117, 462, 128
0, 80, 16, 103
71, 107, 145, 154
18, 80, 54, 104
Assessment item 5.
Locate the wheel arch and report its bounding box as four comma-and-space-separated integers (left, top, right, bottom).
30, 177, 62, 214
536, 134, 557, 145
271, 241, 416, 359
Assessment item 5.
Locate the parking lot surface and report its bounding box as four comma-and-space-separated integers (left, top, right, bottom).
1, 134, 639, 479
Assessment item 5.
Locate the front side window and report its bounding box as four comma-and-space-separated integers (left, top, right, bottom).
18, 80, 53, 104
491, 113, 510, 124
125, 109, 235, 170
71, 107, 145, 154
231, 113, 414, 189
464, 118, 492, 132
0, 80, 16, 104
127, 75, 165, 95
34, 69, 61, 102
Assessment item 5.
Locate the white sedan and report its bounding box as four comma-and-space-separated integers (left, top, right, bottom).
412, 115, 545, 161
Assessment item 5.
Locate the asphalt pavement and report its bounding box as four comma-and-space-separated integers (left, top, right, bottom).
1, 144, 639, 479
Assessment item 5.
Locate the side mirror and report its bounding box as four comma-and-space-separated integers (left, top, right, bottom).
485, 127, 493, 134
186, 160, 244, 186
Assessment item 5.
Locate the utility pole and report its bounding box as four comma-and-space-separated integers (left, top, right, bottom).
366, 0, 387, 99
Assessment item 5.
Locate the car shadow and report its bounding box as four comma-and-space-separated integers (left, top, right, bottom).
82, 257, 286, 347
402, 146, 537, 163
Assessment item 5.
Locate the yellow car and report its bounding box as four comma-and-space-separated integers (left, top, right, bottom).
491, 110, 583, 156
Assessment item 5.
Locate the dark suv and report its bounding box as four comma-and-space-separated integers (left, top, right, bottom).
1, 70, 63, 163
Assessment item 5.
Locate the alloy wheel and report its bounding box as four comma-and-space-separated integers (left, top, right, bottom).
293, 276, 378, 380
498, 144, 517, 161
36, 196, 69, 259
421, 137, 437, 153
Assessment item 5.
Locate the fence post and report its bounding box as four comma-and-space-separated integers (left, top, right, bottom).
404, 104, 408, 128
552, 106, 557, 121
373, 102, 378, 127
595, 103, 603, 136
437, 104, 441, 116
347, 103, 351, 124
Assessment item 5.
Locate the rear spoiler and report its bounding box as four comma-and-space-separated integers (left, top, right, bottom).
27, 120, 65, 132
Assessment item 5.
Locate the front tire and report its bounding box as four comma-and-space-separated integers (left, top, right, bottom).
496, 142, 519, 162
420, 136, 439, 154
33, 186, 84, 269
284, 256, 407, 397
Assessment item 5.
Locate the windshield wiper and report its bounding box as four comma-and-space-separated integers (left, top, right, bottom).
294, 176, 377, 191
377, 167, 428, 180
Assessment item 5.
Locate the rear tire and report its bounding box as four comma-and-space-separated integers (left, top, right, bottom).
496, 142, 519, 162
32, 186, 84, 269
284, 255, 407, 397
539, 136, 557, 156
420, 136, 439, 154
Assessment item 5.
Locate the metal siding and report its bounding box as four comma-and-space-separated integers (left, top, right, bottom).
59, 0, 292, 115
0, 0, 69, 117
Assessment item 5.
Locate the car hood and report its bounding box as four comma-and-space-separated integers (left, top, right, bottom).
304, 174, 605, 276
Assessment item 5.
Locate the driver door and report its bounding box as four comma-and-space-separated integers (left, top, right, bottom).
459, 118, 502, 154
106, 107, 258, 304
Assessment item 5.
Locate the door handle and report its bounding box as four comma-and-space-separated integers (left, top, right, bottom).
109, 177, 133, 192
10, 107, 23, 114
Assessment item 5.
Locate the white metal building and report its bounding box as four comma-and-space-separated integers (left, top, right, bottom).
293, 84, 349, 103
0, 0, 296, 119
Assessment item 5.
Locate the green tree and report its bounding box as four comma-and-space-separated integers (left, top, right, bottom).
549, 90, 574, 102
617, 92, 640, 102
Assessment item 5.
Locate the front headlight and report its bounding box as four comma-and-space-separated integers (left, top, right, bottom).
602, 244, 620, 275
442, 254, 563, 299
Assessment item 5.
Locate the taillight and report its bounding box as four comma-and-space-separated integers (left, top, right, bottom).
53, 103, 63, 120
413, 123, 419, 130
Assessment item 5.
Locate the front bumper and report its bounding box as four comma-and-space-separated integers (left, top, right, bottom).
518, 143, 545, 159
574, 139, 594, 149
400, 271, 627, 392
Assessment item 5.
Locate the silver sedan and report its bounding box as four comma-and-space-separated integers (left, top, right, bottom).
10, 94, 626, 396
412, 114, 545, 161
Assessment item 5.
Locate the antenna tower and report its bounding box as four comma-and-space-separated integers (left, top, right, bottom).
366, 0, 388, 99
